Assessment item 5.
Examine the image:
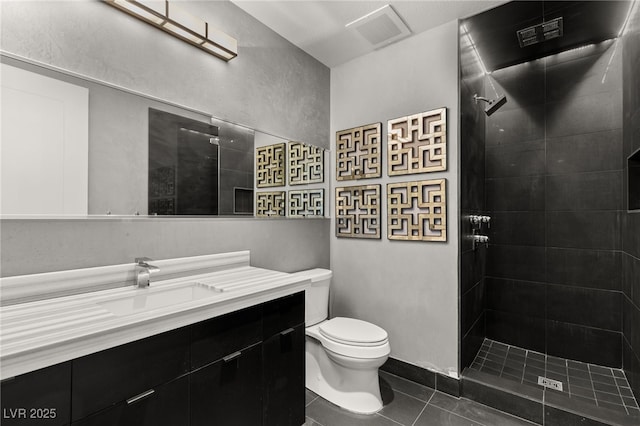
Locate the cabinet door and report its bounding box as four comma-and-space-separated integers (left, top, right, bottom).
71, 375, 189, 426
0, 362, 71, 426
262, 291, 304, 340
191, 343, 262, 426
72, 326, 190, 421
191, 304, 262, 370
262, 325, 305, 426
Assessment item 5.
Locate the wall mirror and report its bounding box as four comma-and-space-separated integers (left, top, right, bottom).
1, 53, 328, 219
0, 53, 284, 218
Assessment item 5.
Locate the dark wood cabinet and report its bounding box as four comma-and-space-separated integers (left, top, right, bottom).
262, 325, 305, 426
263, 292, 304, 340
191, 343, 263, 426
191, 304, 262, 370
0, 362, 71, 426
2, 291, 305, 426
71, 326, 191, 422
71, 375, 189, 426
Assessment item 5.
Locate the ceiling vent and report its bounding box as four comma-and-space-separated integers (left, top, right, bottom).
517, 17, 564, 48
346, 5, 411, 49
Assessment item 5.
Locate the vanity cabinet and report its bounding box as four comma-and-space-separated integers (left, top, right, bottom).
262, 292, 305, 426
0, 362, 71, 426
71, 375, 189, 426
1, 292, 305, 426
71, 327, 190, 422
262, 325, 305, 426
191, 343, 263, 426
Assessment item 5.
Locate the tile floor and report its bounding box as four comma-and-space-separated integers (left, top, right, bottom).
304, 370, 538, 426
470, 339, 640, 417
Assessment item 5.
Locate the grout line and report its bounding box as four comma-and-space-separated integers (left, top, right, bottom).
305, 415, 326, 426
410, 402, 429, 426
498, 342, 509, 378
611, 366, 630, 415
586, 364, 599, 407
306, 393, 320, 407
387, 385, 433, 404
376, 412, 404, 425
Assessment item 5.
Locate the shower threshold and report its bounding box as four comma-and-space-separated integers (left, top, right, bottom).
462, 339, 640, 426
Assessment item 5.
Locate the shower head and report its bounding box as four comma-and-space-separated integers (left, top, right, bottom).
474, 94, 508, 116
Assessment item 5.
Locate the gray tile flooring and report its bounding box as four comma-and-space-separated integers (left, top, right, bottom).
304, 370, 538, 426
470, 339, 640, 417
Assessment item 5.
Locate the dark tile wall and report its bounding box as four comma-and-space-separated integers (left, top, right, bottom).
484, 40, 625, 368
459, 28, 488, 371
622, 10, 640, 401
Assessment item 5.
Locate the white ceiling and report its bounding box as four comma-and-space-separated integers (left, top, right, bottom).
232, 1, 507, 67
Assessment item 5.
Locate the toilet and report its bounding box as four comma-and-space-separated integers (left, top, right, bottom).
295, 268, 390, 414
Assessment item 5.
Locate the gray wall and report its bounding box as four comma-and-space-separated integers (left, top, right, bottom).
330, 21, 460, 376
0, 1, 330, 276
1, 218, 329, 277
622, 9, 640, 400
0, 0, 329, 148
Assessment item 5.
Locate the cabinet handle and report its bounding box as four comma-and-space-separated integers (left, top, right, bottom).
126, 389, 155, 405
223, 351, 242, 363
280, 327, 295, 336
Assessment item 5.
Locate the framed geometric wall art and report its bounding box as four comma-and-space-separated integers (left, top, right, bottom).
256, 191, 286, 217
256, 142, 286, 187
288, 141, 324, 185
288, 189, 324, 218
336, 123, 382, 181
387, 179, 447, 242
387, 108, 447, 176
335, 184, 381, 239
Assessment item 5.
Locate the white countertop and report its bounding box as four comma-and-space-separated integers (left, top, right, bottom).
0, 264, 309, 380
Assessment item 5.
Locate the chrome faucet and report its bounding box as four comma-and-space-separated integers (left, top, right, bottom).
134, 257, 159, 288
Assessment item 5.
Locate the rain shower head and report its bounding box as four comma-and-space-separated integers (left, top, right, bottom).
474, 94, 508, 116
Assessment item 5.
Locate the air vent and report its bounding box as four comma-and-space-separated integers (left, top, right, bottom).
517, 17, 563, 47
346, 5, 411, 49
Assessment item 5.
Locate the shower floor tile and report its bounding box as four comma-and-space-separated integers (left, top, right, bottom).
470, 338, 640, 417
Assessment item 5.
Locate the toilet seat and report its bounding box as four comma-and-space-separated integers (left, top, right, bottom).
306, 318, 390, 359
319, 317, 388, 346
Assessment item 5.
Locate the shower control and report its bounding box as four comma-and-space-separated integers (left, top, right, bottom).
471, 234, 489, 250
469, 215, 491, 229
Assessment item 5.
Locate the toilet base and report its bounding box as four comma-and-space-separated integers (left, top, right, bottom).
305, 336, 387, 414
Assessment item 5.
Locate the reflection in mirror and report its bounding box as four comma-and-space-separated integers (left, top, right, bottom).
148, 108, 254, 215
0, 53, 257, 217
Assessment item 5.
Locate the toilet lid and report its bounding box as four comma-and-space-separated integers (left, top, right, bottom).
319, 317, 388, 346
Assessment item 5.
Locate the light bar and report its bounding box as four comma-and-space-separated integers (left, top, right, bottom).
105, 0, 237, 61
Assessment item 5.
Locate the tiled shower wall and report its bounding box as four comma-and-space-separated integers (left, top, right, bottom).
484, 40, 624, 367
622, 11, 640, 401
459, 32, 487, 371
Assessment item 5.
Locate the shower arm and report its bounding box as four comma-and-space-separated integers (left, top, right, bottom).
473, 94, 492, 105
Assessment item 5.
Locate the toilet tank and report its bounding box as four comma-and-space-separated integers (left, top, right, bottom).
293, 268, 332, 326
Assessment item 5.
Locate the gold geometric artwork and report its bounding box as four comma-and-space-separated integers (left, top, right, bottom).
288, 189, 324, 218
388, 108, 447, 176
336, 123, 382, 181
288, 142, 324, 185
256, 143, 286, 188
256, 191, 286, 217
387, 179, 447, 242
335, 185, 381, 239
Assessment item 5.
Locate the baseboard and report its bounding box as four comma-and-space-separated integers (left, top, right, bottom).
381, 357, 461, 397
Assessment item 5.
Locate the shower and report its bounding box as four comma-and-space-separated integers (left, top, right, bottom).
459, 1, 639, 424
472, 93, 507, 116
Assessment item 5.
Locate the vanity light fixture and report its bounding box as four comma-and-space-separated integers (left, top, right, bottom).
105, 0, 237, 61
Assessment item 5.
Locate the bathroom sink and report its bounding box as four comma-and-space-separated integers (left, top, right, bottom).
99, 282, 219, 316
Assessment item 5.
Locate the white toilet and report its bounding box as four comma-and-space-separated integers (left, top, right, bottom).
296, 268, 390, 414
